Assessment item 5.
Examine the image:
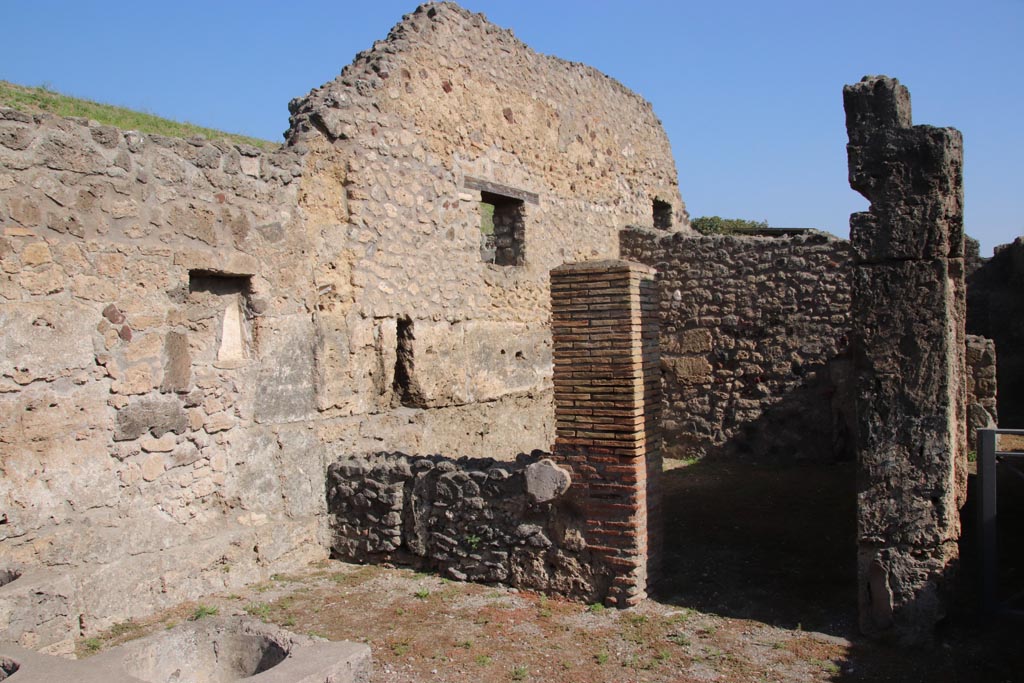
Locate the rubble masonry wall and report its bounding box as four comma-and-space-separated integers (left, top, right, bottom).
0, 1, 686, 649
621, 228, 855, 462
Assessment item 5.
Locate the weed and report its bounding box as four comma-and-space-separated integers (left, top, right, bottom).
245, 603, 271, 619
0, 81, 278, 150
396, 607, 406, 616
626, 613, 648, 626
458, 640, 473, 649
282, 616, 296, 627
83, 637, 102, 653
586, 603, 606, 613
667, 609, 691, 624
226, 594, 242, 601
510, 665, 528, 680
772, 641, 786, 650
414, 588, 430, 600
538, 608, 552, 618
668, 633, 691, 647
475, 654, 492, 666
595, 651, 609, 665
108, 620, 139, 638
561, 660, 573, 670
391, 640, 411, 656
189, 605, 218, 621
465, 533, 482, 550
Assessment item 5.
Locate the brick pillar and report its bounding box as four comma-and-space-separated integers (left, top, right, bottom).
550, 260, 662, 607
845, 76, 966, 644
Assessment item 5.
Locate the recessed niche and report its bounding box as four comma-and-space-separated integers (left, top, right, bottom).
188, 271, 253, 368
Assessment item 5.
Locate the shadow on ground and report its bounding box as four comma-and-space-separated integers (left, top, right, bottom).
651, 457, 1024, 682
653, 458, 857, 636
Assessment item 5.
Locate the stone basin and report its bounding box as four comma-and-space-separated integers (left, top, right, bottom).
0, 617, 370, 683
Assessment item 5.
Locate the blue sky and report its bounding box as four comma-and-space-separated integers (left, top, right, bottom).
5, 0, 1022, 254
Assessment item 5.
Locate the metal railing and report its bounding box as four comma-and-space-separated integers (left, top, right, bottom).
977, 427, 1024, 617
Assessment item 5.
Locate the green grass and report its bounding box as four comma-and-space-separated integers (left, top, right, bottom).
0, 80, 278, 151
188, 604, 219, 621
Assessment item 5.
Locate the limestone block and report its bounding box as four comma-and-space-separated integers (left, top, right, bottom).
0, 301, 95, 381
253, 315, 317, 424
114, 396, 188, 441
524, 459, 571, 503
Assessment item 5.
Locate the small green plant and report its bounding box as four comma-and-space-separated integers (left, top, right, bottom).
458, 640, 473, 649
83, 637, 102, 653
189, 605, 218, 621
595, 651, 609, 665
414, 588, 430, 600
626, 613, 648, 626
668, 632, 691, 647
586, 602, 606, 613
475, 654, 492, 666
282, 616, 296, 627
245, 603, 271, 619
510, 665, 528, 680
968, 450, 978, 463
391, 640, 411, 656
465, 534, 482, 550
108, 619, 139, 638
654, 650, 670, 663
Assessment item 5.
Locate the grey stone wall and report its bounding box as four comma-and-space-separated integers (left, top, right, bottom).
967, 236, 1024, 428
0, 2, 688, 649
965, 334, 998, 448
621, 228, 854, 462
326, 453, 606, 600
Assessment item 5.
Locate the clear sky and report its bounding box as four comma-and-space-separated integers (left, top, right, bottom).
4, 0, 1022, 254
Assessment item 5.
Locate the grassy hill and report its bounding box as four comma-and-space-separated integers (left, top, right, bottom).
0, 80, 279, 151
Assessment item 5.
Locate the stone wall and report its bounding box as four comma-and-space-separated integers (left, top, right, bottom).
326, 452, 608, 598
967, 236, 1024, 428
0, 2, 688, 650
621, 228, 854, 462
845, 75, 966, 645
965, 334, 998, 448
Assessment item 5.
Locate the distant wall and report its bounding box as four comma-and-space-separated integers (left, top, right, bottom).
965, 334, 998, 448
621, 228, 854, 462
967, 237, 1024, 428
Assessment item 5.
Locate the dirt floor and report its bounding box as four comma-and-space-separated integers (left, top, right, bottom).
77, 460, 1023, 682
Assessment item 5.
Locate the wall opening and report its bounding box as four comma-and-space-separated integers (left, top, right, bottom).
480, 191, 526, 266
393, 316, 425, 407
653, 198, 672, 230
188, 271, 253, 367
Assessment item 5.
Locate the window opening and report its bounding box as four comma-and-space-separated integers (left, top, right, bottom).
480, 191, 526, 266
653, 198, 673, 230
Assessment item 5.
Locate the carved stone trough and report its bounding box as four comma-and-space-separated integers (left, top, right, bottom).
0, 617, 370, 683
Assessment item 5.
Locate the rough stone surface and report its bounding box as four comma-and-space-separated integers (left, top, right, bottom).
845, 75, 966, 645
0, 2, 688, 648
622, 228, 855, 462
326, 452, 601, 598
965, 334, 998, 448
524, 458, 571, 503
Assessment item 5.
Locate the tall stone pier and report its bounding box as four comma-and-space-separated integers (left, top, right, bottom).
550, 260, 662, 607
845, 76, 967, 643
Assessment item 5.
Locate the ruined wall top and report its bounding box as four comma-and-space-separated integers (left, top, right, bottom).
285, 2, 687, 229
844, 75, 964, 263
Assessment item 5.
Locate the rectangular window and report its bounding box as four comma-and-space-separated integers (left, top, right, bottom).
480, 191, 526, 266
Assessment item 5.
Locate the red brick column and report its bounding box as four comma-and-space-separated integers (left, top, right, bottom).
550, 260, 662, 607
